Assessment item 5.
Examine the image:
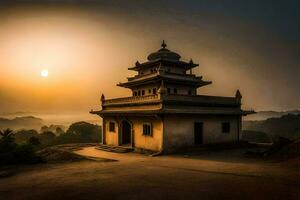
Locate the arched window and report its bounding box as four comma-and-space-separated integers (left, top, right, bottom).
153, 88, 157, 94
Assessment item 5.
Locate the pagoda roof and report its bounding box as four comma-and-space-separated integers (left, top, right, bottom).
129, 41, 198, 71
117, 73, 211, 88
128, 58, 198, 71
148, 40, 181, 61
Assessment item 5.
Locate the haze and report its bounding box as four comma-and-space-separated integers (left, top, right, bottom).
0, 0, 299, 116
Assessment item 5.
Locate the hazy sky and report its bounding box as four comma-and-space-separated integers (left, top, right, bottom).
0, 0, 299, 114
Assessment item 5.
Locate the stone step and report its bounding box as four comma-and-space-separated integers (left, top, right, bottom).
96, 144, 134, 153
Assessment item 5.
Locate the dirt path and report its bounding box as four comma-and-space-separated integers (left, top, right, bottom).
75, 147, 297, 180
0, 147, 299, 200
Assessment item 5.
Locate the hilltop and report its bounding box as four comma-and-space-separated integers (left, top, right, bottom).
243, 114, 300, 140
244, 110, 300, 121
0, 116, 44, 131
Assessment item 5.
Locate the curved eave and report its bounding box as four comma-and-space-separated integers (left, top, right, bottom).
128, 58, 198, 71
103, 100, 161, 107
241, 110, 256, 116
117, 76, 211, 88
90, 109, 247, 116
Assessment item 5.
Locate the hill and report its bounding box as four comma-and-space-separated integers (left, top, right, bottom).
0, 116, 44, 130
243, 114, 300, 140
244, 110, 300, 121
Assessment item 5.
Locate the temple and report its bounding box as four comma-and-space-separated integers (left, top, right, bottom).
91, 41, 254, 153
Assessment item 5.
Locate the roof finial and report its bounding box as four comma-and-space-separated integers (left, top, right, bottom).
161, 40, 167, 49
235, 89, 242, 104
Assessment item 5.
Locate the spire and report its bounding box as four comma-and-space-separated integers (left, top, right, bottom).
189, 59, 194, 65
235, 90, 242, 104
158, 80, 167, 95
135, 61, 140, 66
161, 40, 167, 49
101, 94, 105, 102
235, 90, 242, 99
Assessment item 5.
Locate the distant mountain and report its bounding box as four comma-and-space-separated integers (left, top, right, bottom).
244, 110, 300, 121
243, 114, 300, 140
0, 116, 45, 131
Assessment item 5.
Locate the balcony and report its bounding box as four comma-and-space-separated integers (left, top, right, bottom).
163, 94, 240, 106
102, 93, 240, 108
103, 94, 160, 107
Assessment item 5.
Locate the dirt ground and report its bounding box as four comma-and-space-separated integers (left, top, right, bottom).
0, 146, 300, 200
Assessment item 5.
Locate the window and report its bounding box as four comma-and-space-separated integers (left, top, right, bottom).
222, 122, 230, 133
138, 90, 141, 96
188, 90, 192, 95
153, 88, 157, 94
167, 88, 171, 94
142, 90, 145, 96
109, 122, 115, 132
174, 88, 177, 94
148, 89, 152, 94
143, 123, 152, 136
133, 91, 137, 96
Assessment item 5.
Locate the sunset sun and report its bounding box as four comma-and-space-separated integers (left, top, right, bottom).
40, 69, 49, 77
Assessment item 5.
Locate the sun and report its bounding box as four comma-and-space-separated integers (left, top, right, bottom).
40, 69, 49, 77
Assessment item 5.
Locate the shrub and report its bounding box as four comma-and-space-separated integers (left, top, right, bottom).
28, 136, 41, 146
13, 143, 42, 164
55, 121, 101, 144
13, 129, 39, 144
0, 129, 42, 165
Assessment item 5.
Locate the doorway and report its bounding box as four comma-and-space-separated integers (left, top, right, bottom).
121, 120, 131, 145
194, 122, 203, 145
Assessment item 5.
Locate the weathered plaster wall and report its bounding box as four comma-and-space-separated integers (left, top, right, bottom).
103, 117, 119, 146
103, 116, 163, 152
104, 114, 240, 153
131, 117, 163, 152
163, 114, 240, 152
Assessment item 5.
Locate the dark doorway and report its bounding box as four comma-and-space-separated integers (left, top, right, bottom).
194, 122, 203, 145
121, 120, 131, 145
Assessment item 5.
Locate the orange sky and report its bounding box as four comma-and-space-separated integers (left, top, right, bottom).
0, 2, 299, 114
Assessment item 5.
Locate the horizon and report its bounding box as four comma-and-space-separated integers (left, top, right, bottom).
0, 0, 299, 114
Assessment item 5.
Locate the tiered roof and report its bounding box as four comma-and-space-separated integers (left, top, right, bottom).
118, 41, 211, 88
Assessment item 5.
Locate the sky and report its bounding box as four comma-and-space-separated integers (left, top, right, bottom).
0, 0, 299, 115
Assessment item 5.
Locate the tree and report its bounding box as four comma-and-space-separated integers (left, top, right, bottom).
14, 129, 39, 144
55, 121, 101, 144
39, 131, 56, 145
28, 136, 41, 146
55, 127, 64, 135
0, 129, 42, 165
40, 125, 49, 133
0, 129, 16, 153
0, 128, 14, 142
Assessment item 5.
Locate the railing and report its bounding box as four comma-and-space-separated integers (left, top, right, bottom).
104, 94, 159, 105
103, 93, 241, 107
163, 94, 239, 106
